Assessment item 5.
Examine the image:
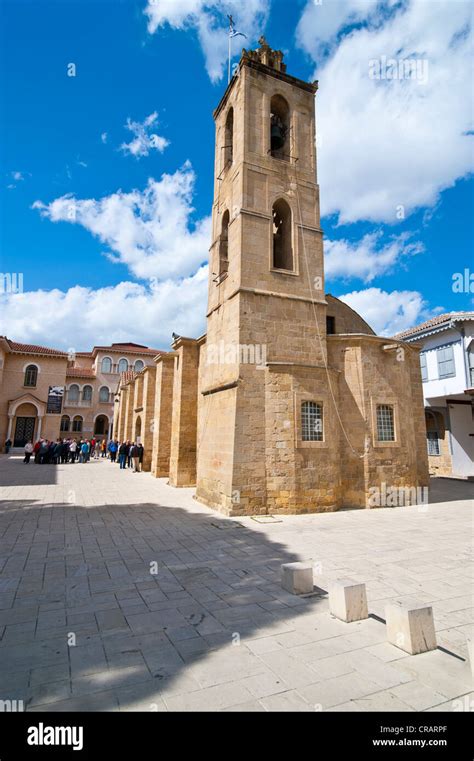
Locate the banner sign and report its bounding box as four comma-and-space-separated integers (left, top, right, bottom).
46, 385, 64, 414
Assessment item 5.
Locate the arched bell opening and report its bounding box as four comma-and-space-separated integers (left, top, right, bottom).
219, 210, 230, 278
272, 199, 293, 271
270, 95, 290, 160
224, 108, 234, 168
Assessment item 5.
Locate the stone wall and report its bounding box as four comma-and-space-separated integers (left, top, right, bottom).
150, 355, 175, 478
169, 339, 199, 487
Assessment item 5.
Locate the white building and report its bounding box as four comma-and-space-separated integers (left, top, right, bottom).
396, 312, 474, 478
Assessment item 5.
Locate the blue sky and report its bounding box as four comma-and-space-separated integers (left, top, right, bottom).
1, 0, 472, 350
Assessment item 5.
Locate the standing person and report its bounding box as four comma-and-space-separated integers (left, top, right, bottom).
39, 440, 49, 464
4, 438, 12, 454
94, 440, 100, 460
61, 439, 69, 464
69, 439, 77, 463
34, 440, 41, 463
137, 443, 144, 473
53, 440, 62, 464
126, 441, 132, 468
108, 440, 117, 463
118, 441, 127, 469
24, 441, 34, 463
81, 440, 90, 463
130, 442, 140, 473
47, 440, 55, 463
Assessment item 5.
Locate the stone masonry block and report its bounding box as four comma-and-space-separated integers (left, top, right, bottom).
329, 579, 368, 623
281, 562, 313, 595
385, 599, 437, 655
466, 635, 473, 676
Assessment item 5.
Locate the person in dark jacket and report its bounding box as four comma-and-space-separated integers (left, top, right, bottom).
48, 441, 56, 464
137, 443, 144, 472
130, 443, 140, 472
118, 442, 127, 469
60, 440, 69, 464
53, 440, 62, 464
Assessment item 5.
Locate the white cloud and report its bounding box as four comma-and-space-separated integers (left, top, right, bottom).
32, 162, 211, 281
144, 0, 270, 82
7, 170, 25, 189
298, 0, 473, 223
120, 111, 169, 158
338, 287, 443, 335
325, 232, 424, 283
0, 269, 208, 352
296, 0, 382, 56
101, 132, 108, 144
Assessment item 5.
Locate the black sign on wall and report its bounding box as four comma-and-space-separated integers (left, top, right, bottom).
46, 386, 64, 414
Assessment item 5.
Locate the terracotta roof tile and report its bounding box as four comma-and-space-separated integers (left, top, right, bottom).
66, 367, 96, 378
5, 339, 68, 356
395, 311, 474, 340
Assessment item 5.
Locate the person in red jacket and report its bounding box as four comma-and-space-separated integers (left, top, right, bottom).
34, 440, 41, 464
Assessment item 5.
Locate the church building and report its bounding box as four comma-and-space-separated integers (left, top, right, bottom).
114, 38, 429, 516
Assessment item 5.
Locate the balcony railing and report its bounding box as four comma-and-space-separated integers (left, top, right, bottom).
64, 398, 92, 408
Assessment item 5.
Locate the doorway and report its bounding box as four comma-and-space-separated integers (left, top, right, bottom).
14, 417, 36, 447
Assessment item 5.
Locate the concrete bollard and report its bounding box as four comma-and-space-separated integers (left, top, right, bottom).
385, 600, 437, 655
281, 562, 314, 595
466, 636, 473, 676
329, 579, 368, 623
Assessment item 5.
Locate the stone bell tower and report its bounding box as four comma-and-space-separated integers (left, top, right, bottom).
196, 38, 336, 515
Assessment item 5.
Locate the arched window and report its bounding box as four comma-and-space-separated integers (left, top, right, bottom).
60, 415, 70, 432
272, 199, 293, 271
82, 385, 93, 402
94, 415, 108, 435
425, 411, 440, 456
135, 416, 142, 441
118, 358, 128, 373
270, 95, 290, 160
24, 364, 38, 387
134, 360, 144, 373
101, 356, 112, 374
224, 108, 234, 167
219, 210, 230, 278
68, 384, 79, 403
72, 415, 83, 433
302, 401, 323, 442
99, 386, 110, 403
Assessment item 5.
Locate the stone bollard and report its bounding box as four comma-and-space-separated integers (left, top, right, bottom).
281, 562, 314, 595
385, 600, 437, 655
329, 579, 368, 623
466, 636, 473, 676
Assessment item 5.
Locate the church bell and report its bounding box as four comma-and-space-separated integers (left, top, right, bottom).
271, 118, 286, 152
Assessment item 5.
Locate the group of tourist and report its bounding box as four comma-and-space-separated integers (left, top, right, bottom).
18, 437, 145, 473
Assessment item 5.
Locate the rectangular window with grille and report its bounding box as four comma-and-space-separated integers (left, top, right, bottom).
427, 431, 440, 456
376, 404, 395, 442
437, 344, 456, 379
420, 352, 428, 382
302, 401, 323, 442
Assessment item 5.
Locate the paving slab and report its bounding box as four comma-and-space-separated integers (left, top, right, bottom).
0, 456, 471, 712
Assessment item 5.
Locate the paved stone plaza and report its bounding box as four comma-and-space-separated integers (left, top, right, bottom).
0, 454, 472, 712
